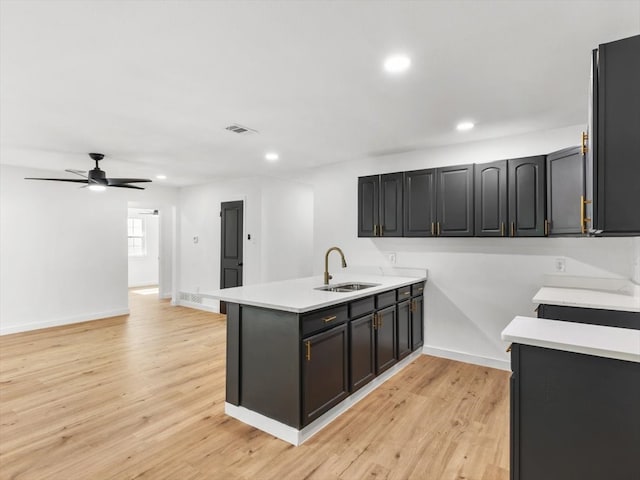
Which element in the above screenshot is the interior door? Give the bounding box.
[220,201,243,313]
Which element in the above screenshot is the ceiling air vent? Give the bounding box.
[225,124,258,135]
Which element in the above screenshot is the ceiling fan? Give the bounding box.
[24,153,152,190]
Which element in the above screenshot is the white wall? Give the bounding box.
[306,125,636,368]
[127,208,159,288]
[0,164,178,334]
[177,175,314,311]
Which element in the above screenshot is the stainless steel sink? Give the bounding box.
[315,282,380,293]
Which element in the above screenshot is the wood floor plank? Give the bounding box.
[0,290,509,480]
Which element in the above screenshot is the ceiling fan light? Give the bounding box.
[88,184,106,192]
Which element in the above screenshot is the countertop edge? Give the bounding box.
[206,275,427,313]
[501,316,640,364]
[532,286,640,313]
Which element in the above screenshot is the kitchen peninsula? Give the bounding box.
[209,269,427,445]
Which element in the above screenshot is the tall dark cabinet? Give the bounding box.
[588,34,640,235]
[357,173,403,237]
[508,156,546,237]
[546,146,585,235]
[475,160,508,236]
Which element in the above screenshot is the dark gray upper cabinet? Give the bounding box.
[357,175,379,237]
[474,160,508,237]
[508,156,546,237]
[403,169,436,237]
[546,146,585,235]
[588,34,640,235]
[436,164,475,236]
[379,173,403,237]
[357,173,403,237]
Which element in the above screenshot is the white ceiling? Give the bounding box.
[1,0,639,187]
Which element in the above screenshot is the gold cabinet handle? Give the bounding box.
[402,291,410,296]
[580,195,592,234]
[437,222,441,236]
[511,222,515,237]
[501,222,505,237]
[410,300,415,312]
[544,219,549,236]
[323,315,337,323]
[581,131,589,155]
[374,224,378,236]
[418,287,423,292]
[431,222,435,236]
[305,341,311,361]
[380,225,384,236]
[506,344,512,353]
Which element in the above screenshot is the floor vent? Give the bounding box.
[178,292,203,304]
[225,124,258,135]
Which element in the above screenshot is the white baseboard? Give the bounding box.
[422,345,511,371]
[0,308,130,336]
[225,350,422,446]
[176,300,220,314]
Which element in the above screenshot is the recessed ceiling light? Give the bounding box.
[265,152,279,162]
[383,54,411,74]
[156,174,167,180]
[456,121,475,131]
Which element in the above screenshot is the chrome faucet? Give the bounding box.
[324,246,347,284]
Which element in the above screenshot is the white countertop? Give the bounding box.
[206,271,427,313]
[533,286,640,313]
[502,316,640,363]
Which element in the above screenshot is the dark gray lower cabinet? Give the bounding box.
[349,313,375,393]
[411,295,424,350]
[375,305,397,374]
[510,343,640,480]
[302,325,349,426]
[537,303,640,330]
[226,282,425,430]
[397,300,411,360]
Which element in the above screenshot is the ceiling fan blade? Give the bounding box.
[106,178,152,185]
[108,183,146,190]
[25,177,89,184]
[64,169,88,178]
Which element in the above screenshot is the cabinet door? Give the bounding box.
[379,172,403,237]
[301,325,349,426]
[546,147,585,235]
[404,169,436,236]
[358,175,379,237]
[411,295,424,350]
[593,35,640,235]
[349,314,375,393]
[508,156,546,237]
[436,164,474,236]
[375,306,397,374]
[397,300,411,360]
[475,160,508,236]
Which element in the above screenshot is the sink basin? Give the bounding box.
[315,282,380,293]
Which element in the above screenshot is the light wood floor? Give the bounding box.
[0,290,510,480]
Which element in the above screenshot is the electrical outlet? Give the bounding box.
[386,252,397,264]
[555,257,566,272]
[193,236,199,244]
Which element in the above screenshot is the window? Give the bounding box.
[128,218,146,256]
